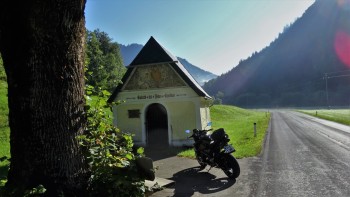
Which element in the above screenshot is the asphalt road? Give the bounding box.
[149,111,350,197]
[253,111,350,197]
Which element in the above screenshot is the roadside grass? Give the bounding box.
[298,109,350,126]
[0,80,9,187]
[178,105,270,159]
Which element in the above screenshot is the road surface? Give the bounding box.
[150,111,350,196]
[252,111,350,196]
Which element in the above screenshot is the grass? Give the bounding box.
[298,109,350,126]
[178,105,270,159]
[0,80,9,187]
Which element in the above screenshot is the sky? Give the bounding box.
[85,0,315,75]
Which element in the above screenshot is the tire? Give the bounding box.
[220,154,240,179]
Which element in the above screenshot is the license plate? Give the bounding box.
[223,145,235,153]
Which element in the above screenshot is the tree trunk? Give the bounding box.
[0,0,88,195]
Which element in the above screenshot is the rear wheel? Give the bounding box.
[220,154,240,179]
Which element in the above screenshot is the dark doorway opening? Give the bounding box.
[146,103,168,147]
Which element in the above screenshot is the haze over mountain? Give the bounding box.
[204,0,350,108]
[119,43,217,86]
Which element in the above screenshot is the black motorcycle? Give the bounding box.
[186,128,240,179]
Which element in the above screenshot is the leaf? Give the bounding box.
[86,85,94,91]
[85,95,92,101]
[102,90,111,96]
[121,160,130,167]
[0,156,5,162]
[125,153,133,160]
[137,147,144,155]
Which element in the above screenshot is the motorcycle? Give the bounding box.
[186,127,240,179]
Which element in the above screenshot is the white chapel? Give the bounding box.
[108,37,212,147]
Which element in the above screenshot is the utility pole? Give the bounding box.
[322,70,350,109]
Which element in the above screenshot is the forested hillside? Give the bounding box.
[204,0,350,108]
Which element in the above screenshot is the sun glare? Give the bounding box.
[334,30,350,67]
[337,0,350,10]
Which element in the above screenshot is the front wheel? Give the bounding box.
[195,152,207,170]
[220,154,240,179]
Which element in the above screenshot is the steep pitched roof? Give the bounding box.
[129,36,177,66]
[108,37,211,103]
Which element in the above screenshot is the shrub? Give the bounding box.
[79,86,148,197]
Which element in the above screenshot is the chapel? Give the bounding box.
[108,36,212,147]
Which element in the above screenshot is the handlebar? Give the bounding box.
[187,128,213,139]
[194,128,213,133]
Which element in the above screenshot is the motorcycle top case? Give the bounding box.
[210,128,227,141]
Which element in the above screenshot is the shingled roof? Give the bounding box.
[108,36,211,103]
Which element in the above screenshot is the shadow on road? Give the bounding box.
[169,166,236,197]
[143,146,189,161]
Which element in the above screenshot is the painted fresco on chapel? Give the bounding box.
[124,64,186,90]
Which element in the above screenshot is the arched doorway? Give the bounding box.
[146,103,169,147]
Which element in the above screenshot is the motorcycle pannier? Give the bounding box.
[210,128,226,141]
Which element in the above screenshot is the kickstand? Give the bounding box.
[198,165,206,171]
[207,166,213,172]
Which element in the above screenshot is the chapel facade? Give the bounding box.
[108,37,212,147]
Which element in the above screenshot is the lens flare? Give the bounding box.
[337,0,350,10]
[334,30,350,67]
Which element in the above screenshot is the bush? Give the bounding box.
[79,86,148,197]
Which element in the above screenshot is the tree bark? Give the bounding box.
[0,0,88,195]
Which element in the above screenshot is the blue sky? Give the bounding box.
[85,0,315,75]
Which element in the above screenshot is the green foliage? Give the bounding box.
[178,105,270,159]
[1,182,47,197]
[0,80,9,192]
[23,185,47,196]
[79,85,148,197]
[212,91,224,105]
[0,55,6,81]
[0,81,9,129]
[298,109,350,125]
[85,29,126,92]
[0,156,9,193]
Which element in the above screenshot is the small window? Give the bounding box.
[128,110,140,118]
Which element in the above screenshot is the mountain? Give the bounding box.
[119,43,217,86]
[204,0,350,108]
[119,43,143,66]
[176,57,217,85]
